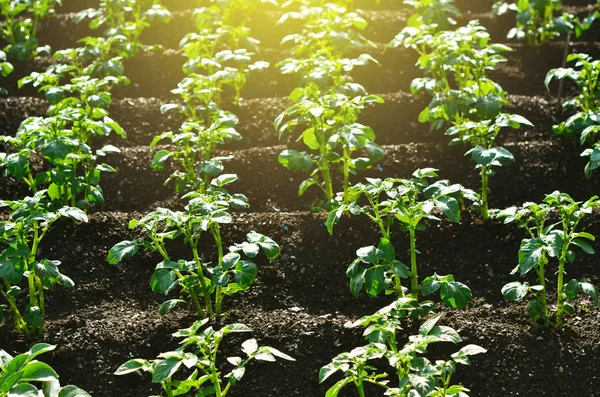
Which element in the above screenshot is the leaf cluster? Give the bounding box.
[115,319,293,397]
[320,309,486,396]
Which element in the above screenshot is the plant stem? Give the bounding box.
[321,160,334,202]
[343,149,350,201]
[191,245,213,318]
[480,166,489,221]
[537,253,549,318]
[556,255,566,328]
[409,227,418,299]
[0,288,29,337]
[211,225,225,317]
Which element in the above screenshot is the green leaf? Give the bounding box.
[580,279,599,305]
[247,231,280,260]
[21,362,58,381]
[108,240,138,265]
[518,239,544,275]
[325,378,352,397]
[501,282,529,302]
[159,299,183,315]
[572,238,594,255]
[434,196,460,223]
[115,359,149,375]
[150,269,177,294]
[58,207,88,223]
[7,383,39,397]
[234,261,258,289]
[364,266,386,297]
[356,246,378,264]
[440,281,472,309]
[152,358,182,383]
[278,150,312,172]
[57,386,92,397]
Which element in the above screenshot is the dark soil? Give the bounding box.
[1,1,600,397]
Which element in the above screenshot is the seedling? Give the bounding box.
[445,113,533,220]
[115,319,294,397]
[151,112,241,194]
[0,191,88,336]
[275,93,385,203]
[108,191,280,318]
[493,0,573,46]
[494,192,600,327]
[0,343,91,396]
[76,0,171,58]
[320,312,486,396]
[0,114,122,209]
[327,169,475,308]
[0,0,60,60]
[546,53,600,178]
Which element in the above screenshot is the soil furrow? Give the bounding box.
[0,93,562,148]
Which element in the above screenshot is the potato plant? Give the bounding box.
[395,21,512,130]
[403,0,460,31]
[0,343,91,396]
[0,0,60,60]
[327,169,475,309]
[275,93,385,203]
[0,191,87,336]
[494,192,600,328]
[445,113,533,220]
[0,114,122,209]
[76,0,171,58]
[115,319,294,397]
[108,190,279,318]
[320,309,486,396]
[546,53,600,178]
[493,0,574,46]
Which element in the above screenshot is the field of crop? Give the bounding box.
[1,0,600,396]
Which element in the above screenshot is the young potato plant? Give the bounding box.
[0,113,122,209]
[546,53,600,178]
[320,311,486,397]
[445,113,533,220]
[116,319,293,397]
[278,2,375,60]
[108,190,279,318]
[400,21,512,130]
[275,93,385,204]
[151,113,241,194]
[327,169,475,309]
[0,343,91,396]
[279,54,378,101]
[0,191,88,337]
[0,0,60,60]
[494,192,600,328]
[75,0,171,58]
[403,0,460,32]
[0,50,12,96]
[180,49,269,104]
[493,0,574,47]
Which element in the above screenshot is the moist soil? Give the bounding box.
[1,1,600,397]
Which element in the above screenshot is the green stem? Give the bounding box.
[409,227,418,299]
[321,160,334,202]
[537,253,549,319]
[356,378,365,397]
[481,166,489,221]
[191,245,213,318]
[211,225,225,317]
[343,149,350,202]
[556,256,567,328]
[0,288,29,337]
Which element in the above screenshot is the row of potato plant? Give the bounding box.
[301,0,487,394]
[391,0,533,221]
[0,0,169,337]
[0,0,171,393]
[275,0,385,205]
[109,1,294,395]
[1,0,61,61]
